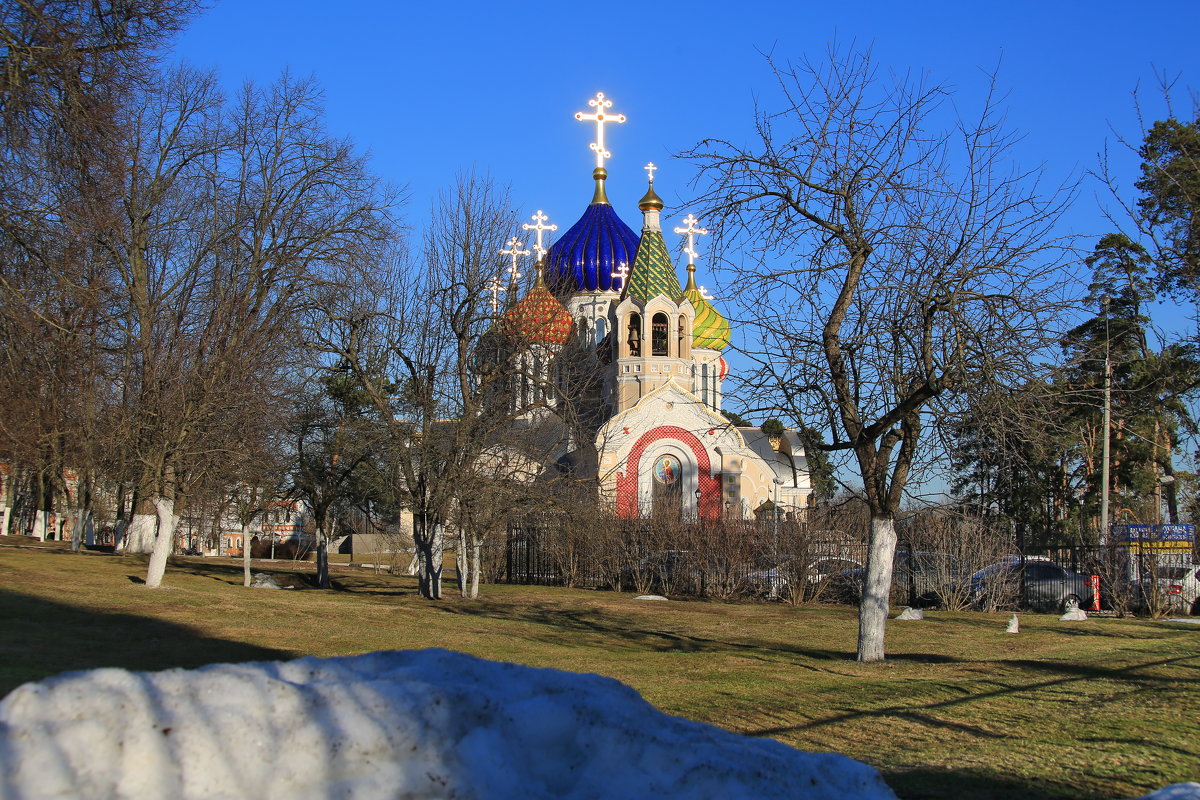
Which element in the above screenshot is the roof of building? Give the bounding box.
[544,200,640,295]
[682,267,730,350]
[501,271,575,346]
[625,228,682,304]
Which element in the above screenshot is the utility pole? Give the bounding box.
[1100,296,1111,547]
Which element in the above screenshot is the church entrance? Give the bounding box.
[650,453,683,518]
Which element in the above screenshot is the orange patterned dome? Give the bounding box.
[501,275,575,346]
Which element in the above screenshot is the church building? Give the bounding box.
[496,93,812,520]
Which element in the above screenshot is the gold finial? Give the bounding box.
[639,161,664,211]
[591,167,610,205]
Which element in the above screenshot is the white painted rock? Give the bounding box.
[1006,614,1019,634]
[1059,608,1089,621]
[249,572,281,589]
[0,649,897,800]
[634,594,669,601]
[894,607,924,620]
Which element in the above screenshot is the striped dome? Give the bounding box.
[625,229,682,303]
[683,269,730,350]
[501,276,575,346]
[545,203,640,294]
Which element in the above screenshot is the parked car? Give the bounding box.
[969,560,1099,612]
[743,555,863,599]
[827,551,965,607]
[1132,563,1200,615]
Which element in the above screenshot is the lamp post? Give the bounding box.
[694,487,702,519]
[1100,296,1111,547]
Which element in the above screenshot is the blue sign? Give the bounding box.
[1112,523,1196,543]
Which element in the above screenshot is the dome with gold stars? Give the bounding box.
[501,272,575,346]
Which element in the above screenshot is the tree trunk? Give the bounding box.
[242,522,252,587]
[145,495,176,588]
[468,538,482,600]
[416,521,444,600]
[456,527,468,597]
[31,510,47,541]
[126,494,158,553]
[316,537,330,589]
[857,514,898,663]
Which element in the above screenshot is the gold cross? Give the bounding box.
[644,162,658,183]
[673,213,708,265]
[575,92,626,169]
[499,236,530,285]
[610,261,629,292]
[487,274,506,313]
[522,210,558,260]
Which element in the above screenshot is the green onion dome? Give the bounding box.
[682,266,730,350]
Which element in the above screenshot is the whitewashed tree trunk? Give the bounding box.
[31,510,47,541]
[1,505,11,536]
[416,521,444,600]
[456,528,468,597]
[857,515,898,663]
[468,539,482,600]
[125,513,157,553]
[83,511,95,546]
[113,519,127,551]
[242,522,252,587]
[145,496,176,588]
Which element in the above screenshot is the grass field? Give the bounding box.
[1,540,1197,799]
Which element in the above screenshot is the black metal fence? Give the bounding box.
[495,514,1198,614]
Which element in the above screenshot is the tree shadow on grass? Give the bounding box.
[0,589,294,698]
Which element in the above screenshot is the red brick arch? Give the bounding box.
[615,426,722,519]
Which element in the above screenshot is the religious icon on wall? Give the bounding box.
[654,455,681,485]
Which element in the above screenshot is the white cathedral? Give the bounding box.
[493,93,812,520]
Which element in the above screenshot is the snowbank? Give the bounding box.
[0,649,896,799]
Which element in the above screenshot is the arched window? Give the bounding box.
[626,313,641,357]
[596,317,607,344]
[651,312,669,356]
[578,317,588,342]
[678,315,689,358]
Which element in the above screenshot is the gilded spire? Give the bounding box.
[638,162,664,212]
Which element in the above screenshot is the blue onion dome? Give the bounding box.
[545,170,641,294]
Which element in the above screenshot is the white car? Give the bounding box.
[1139,564,1200,615]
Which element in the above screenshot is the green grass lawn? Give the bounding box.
[1,541,1197,799]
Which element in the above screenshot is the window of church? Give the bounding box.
[678,315,689,358]
[651,313,669,356]
[596,317,607,343]
[627,313,641,357]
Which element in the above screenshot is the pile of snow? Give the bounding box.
[0,649,896,799]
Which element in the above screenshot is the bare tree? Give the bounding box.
[100,68,394,588]
[684,46,1073,661]
[318,172,571,600]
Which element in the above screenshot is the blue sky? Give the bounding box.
[171,1,1199,269]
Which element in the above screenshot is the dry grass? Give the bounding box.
[1,540,1197,799]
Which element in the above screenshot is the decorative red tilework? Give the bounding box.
[616,426,721,519]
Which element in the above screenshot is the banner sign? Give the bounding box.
[1111,523,1196,543]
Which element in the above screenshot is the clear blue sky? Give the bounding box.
[171,1,1199,268]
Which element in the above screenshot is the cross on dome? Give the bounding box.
[610,261,629,292]
[699,286,714,301]
[644,162,658,183]
[522,210,558,260]
[674,213,709,266]
[499,236,530,285]
[575,92,626,169]
[487,274,506,313]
